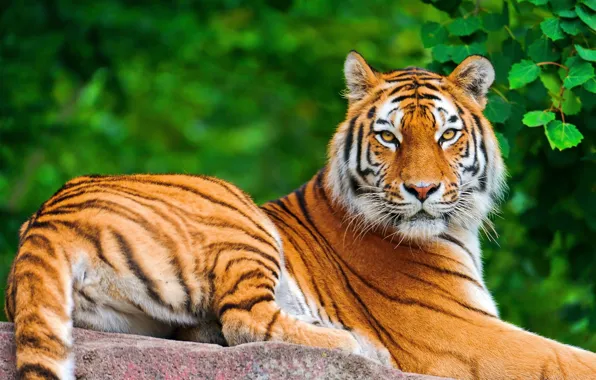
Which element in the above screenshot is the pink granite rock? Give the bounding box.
[0,322,446,379]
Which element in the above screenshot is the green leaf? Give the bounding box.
[544,121,584,150]
[583,0,596,11]
[540,18,566,41]
[450,43,486,63]
[584,77,596,93]
[432,44,453,63]
[528,38,561,62]
[560,19,584,35]
[485,93,512,123]
[495,132,510,158]
[540,72,561,95]
[523,0,548,4]
[564,60,595,88]
[522,111,556,127]
[482,7,509,31]
[509,60,540,89]
[421,22,448,48]
[555,9,577,17]
[447,17,482,36]
[553,89,582,115]
[576,4,596,30]
[551,0,576,12]
[575,45,596,62]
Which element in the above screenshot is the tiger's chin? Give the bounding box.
[394,215,447,242]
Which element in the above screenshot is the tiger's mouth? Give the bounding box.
[396,210,448,239]
[408,210,435,221]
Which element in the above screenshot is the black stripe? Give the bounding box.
[418,93,441,101]
[28,220,58,232]
[344,116,357,163]
[218,269,272,302]
[224,258,278,277]
[195,219,278,252]
[399,271,496,318]
[17,363,60,380]
[44,187,92,209]
[15,252,53,270]
[264,309,281,340]
[357,122,376,177]
[462,121,480,175]
[388,84,410,95]
[55,221,114,270]
[439,233,480,273]
[206,242,280,304]
[472,114,489,192]
[391,93,415,103]
[406,259,484,289]
[112,229,174,309]
[218,293,274,318]
[198,176,262,216]
[16,331,68,355]
[415,75,442,81]
[210,242,280,273]
[21,234,56,258]
[255,283,275,293]
[386,77,415,84]
[15,253,65,298]
[422,83,440,91]
[48,199,146,225]
[78,289,97,305]
[367,106,376,119]
[313,167,334,208]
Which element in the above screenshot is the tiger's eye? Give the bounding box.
[441,129,456,141]
[380,131,395,142]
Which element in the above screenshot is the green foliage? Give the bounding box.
[545,121,584,149]
[1,0,595,353]
[564,57,594,89]
[522,111,556,127]
[541,18,566,41]
[575,44,596,61]
[423,0,595,351]
[509,60,541,89]
[448,16,483,36]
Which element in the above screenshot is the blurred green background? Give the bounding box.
[1,0,595,351]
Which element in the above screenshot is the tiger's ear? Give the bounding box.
[448,55,495,110]
[344,51,379,103]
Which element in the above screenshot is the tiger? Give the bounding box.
[6,52,596,380]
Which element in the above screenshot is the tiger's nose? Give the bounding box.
[404,183,440,202]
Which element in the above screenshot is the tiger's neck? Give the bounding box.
[262,167,498,317]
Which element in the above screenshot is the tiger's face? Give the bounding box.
[328,52,505,240]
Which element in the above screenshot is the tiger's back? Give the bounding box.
[7,174,370,379]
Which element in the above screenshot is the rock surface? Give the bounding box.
[0,323,448,380]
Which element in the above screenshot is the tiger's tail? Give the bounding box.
[6,221,75,380]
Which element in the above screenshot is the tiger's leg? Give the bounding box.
[6,231,76,380]
[212,253,361,354]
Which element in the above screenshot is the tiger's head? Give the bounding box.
[327,52,506,241]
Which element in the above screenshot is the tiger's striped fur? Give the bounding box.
[7,53,596,379]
